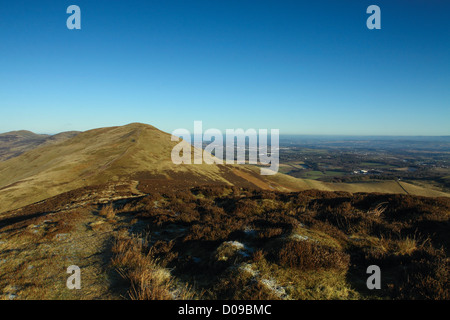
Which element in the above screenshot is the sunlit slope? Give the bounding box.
[0,123,448,214]
[263,168,450,197]
[0,123,262,213]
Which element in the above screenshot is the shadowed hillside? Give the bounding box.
[0,130,79,162]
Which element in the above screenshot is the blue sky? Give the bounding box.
[1,0,449,135]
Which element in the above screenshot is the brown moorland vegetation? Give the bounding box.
[0,182,448,300]
[1,123,447,216]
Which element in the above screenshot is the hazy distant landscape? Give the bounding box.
[278,136,450,192]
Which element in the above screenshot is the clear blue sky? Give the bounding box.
[1,0,449,135]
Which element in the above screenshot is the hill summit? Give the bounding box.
[1,123,448,214]
[0,123,280,213]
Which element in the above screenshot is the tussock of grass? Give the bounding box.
[395,236,419,256]
[111,233,195,300]
[99,204,116,220]
[275,240,350,271]
[246,252,359,300]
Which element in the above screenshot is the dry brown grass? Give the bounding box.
[395,236,419,255]
[111,233,195,300]
[367,202,388,217]
[275,240,350,271]
[0,205,120,300]
[99,204,116,220]
[2,182,449,300]
[212,267,282,300]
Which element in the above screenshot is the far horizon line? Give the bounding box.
[1,123,449,139]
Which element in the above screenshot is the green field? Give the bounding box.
[360,162,397,169]
[301,170,345,180]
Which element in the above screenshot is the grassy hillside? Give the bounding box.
[0,123,448,214]
[0,130,79,162]
[0,123,274,213]
[1,184,448,300]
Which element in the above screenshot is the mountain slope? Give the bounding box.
[0,130,79,162]
[0,123,448,214]
[0,123,280,213]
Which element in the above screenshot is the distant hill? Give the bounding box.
[0,123,448,214]
[0,123,282,213]
[0,130,79,162]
